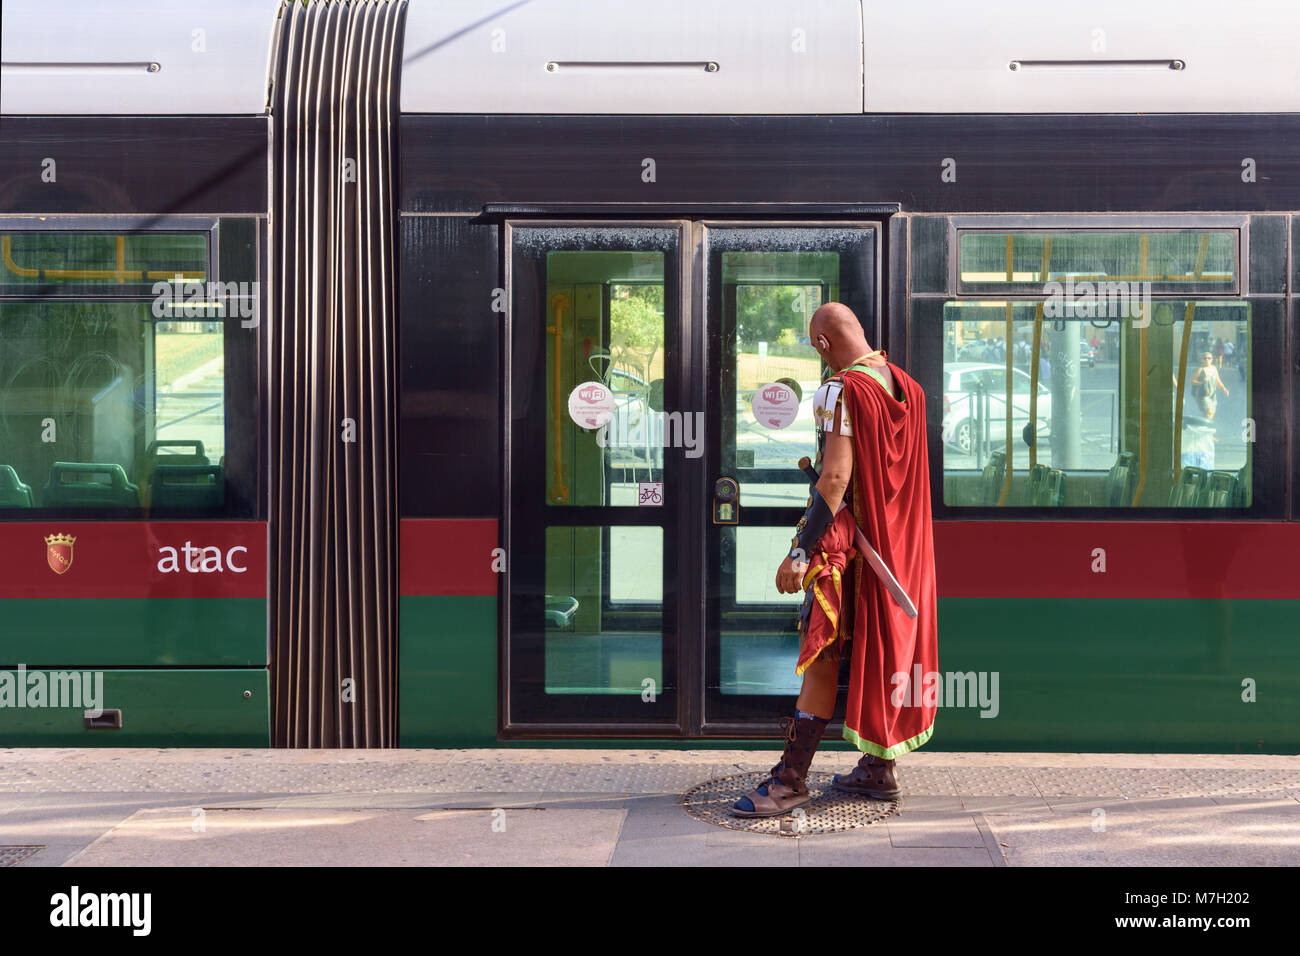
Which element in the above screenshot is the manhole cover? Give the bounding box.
[680,771,899,837]
[0,846,45,866]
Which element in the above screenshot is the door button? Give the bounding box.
[712,477,740,525]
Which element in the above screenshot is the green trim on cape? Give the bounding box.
[842,720,935,759]
[844,362,904,401]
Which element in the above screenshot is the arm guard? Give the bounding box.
[791,487,835,557]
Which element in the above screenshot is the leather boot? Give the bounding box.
[732,714,830,818]
[832,752,900,798]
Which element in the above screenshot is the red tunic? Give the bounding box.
[802,361,939,758]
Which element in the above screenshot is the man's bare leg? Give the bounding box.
[731,651,839,816]
[796,649,838,719]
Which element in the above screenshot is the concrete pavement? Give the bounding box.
[1,748,1297,866]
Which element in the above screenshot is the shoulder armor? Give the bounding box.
[813,379,851,435]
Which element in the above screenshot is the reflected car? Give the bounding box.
[941,362,1053,455]
[1080,340,1097,367]
[957,342,996,362]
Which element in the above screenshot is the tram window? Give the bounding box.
[958,230,1238,296]
[940,301,1252,509]
[0,301,226,512]
[0,232,207,295]
[0,229,242,516]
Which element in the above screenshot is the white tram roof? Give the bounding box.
[0,0,281,115]
[2,0,1298,115]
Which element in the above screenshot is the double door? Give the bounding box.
[505,220,880,735]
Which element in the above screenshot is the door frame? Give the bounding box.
[502,219,694,735]
[695,219,884,735]
[499,214,890,738]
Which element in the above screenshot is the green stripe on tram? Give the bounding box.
[394,594,1300,753]
[929,597,1300,753]
[399,595,498,748]
[0,598,267,667]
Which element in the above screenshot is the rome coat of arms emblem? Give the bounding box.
[45,533,76,575]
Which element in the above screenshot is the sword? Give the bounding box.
[798,456,918,619]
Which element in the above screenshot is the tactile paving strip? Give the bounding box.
[679,771,899,837]
[0,846,44,866]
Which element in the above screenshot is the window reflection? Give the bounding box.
[941,301,1251,508]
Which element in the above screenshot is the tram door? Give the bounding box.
[506,221,879,735]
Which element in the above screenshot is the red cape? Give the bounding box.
[837,362,938,757]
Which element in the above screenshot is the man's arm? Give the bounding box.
[775,395,854,594]
[818,407,853,512]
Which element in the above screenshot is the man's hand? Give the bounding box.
[775,551,807,594]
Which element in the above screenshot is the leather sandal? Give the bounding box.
[731,714,829,818]
[731,772,812,818]
[832,754,900,799]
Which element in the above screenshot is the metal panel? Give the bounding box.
[401,0,862,114]
[269,0,407,747]
[0,118,268,215]
[1,0,281,115]
[0,667,270,746]
[401,113,1300,215]
[398,215,501,517]
[864,0,1300,113]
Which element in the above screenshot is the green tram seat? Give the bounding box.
[1205,470,1241,508]
[144,439,207,468]
[1235,461,1251,507]
[1106,451,1137,506]
[545,595,579,630]
[1023,463,1049,506]
[0,465,34,507]
[1169,466,1209,507]
[138,440,208,505]
[1041,468,1067,507]
[149,464,224,509]
[43,462,140,508]
[980,451,1006,505]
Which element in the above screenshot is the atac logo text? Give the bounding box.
[157,541,248,574]
[45,533,76,575]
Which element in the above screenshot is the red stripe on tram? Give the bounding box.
[399,519,499,597]
[0,521,267,599]
[934,521,1300,600]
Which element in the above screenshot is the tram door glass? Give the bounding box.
[508,224,682,727]
[703,224,877,724]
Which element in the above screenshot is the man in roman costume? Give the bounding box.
[733,302,938,817]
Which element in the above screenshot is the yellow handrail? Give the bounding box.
[996,236,1015,505]
[1171,234,1210,482]
[1132,311,1150,505]
[2,235,205,283]
[548,293,571,504]
[997,300,1014,506]
[1132,239,1150,505]
[1029,236,1052,473]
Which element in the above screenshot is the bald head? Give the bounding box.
[810,302,871,371]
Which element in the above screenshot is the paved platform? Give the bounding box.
[1,749,1297,866]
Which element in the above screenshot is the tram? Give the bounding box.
[1,0,1296,751]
